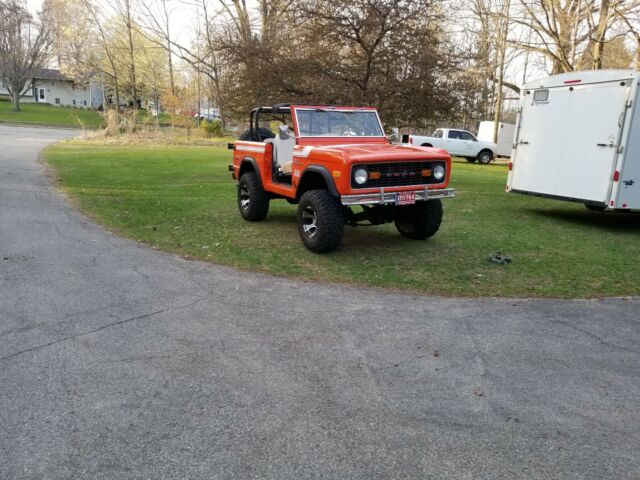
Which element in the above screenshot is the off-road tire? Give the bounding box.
[477,150,493,165]
[585,203,607,212]
[238,127,275,142]
[296,190,344,253]
[466,157,477,163]
[238,172,269,221]
[394,199,443,240]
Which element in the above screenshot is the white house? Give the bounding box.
[0,68,103,108]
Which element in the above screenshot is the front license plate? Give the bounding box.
[395,191,416,205]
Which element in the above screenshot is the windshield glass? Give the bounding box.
[295,109,384,137]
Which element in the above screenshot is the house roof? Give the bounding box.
[34,69,70,81]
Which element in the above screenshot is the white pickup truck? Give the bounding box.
[401,128,497,164]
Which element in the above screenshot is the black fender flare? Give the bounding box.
[297,165,340,199]
[239,156,264,189]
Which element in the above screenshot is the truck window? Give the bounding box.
[448,130,461,139]
[460,131,477,141]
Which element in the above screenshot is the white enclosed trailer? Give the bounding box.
[507,70,640,210]
[477,121,515,157]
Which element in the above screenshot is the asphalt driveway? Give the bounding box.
[1,125,639,479]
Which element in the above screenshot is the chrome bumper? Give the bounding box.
[341,187,456,206]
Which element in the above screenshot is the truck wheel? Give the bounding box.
[296,190,344,253]
[466,157,477,163]
[238,172,269,221]
[238,127,274,141]
[477,150,493,164]
[394,199,443,240]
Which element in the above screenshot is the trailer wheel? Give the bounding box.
[477,150,493,164]
[585,203,607,212]
[394,200,443,240]
[466,157,477,163]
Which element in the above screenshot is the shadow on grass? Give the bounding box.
[527,207,640,233]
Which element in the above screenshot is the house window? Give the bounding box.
[39,89,45,100]
[73,99,76,105]
[55,98,60,105]
[83,100,87,106]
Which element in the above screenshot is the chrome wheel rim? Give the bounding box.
[239,184,250,210]
[301,206,318,238]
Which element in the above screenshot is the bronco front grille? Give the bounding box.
[350,161,446,189]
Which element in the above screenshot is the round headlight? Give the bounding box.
[354,168,368,185]
[433,165,445,181]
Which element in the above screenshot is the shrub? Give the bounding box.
[201,119,223,137]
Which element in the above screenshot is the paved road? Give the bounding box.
[1,125,639,479]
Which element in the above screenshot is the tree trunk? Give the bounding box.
[592,0,611,70]
[125,0,138,106]
[12,91,21,112]
[493,0,511,144]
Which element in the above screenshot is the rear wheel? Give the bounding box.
[238,172,269,221]
[296,190,344,253]
[477,150,493,165]
[394,200,443,240]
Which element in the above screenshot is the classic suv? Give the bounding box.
[401,128,497,164]
[229,104,455,253]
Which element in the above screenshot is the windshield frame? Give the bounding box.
[292,106,385,139]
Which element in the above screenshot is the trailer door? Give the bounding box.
[511,81,629,203]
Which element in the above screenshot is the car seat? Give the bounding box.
[273,126,295,175]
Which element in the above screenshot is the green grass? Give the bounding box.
[0,98,103,128]
[43,142,640,298]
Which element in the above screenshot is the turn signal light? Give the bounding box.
[421,169,432,177]
[369,172,381,180]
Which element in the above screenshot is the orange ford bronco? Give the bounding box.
[229,104,455,253]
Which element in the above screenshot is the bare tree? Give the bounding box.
[493,0,511,143]
[510,0,639,74]
[0,0,52,111]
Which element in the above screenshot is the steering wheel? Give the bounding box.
[340,126,358,136]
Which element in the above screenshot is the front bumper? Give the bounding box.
[341,187,456,206]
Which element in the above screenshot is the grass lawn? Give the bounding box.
[0,99,103,128]
[43,142,640,298]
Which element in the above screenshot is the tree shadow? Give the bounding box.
[526,207,640,233]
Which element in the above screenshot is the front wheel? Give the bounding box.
[238,172,269,221]
[394,200,443,240]
[296,190,344,253]
[477,150,493,165]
